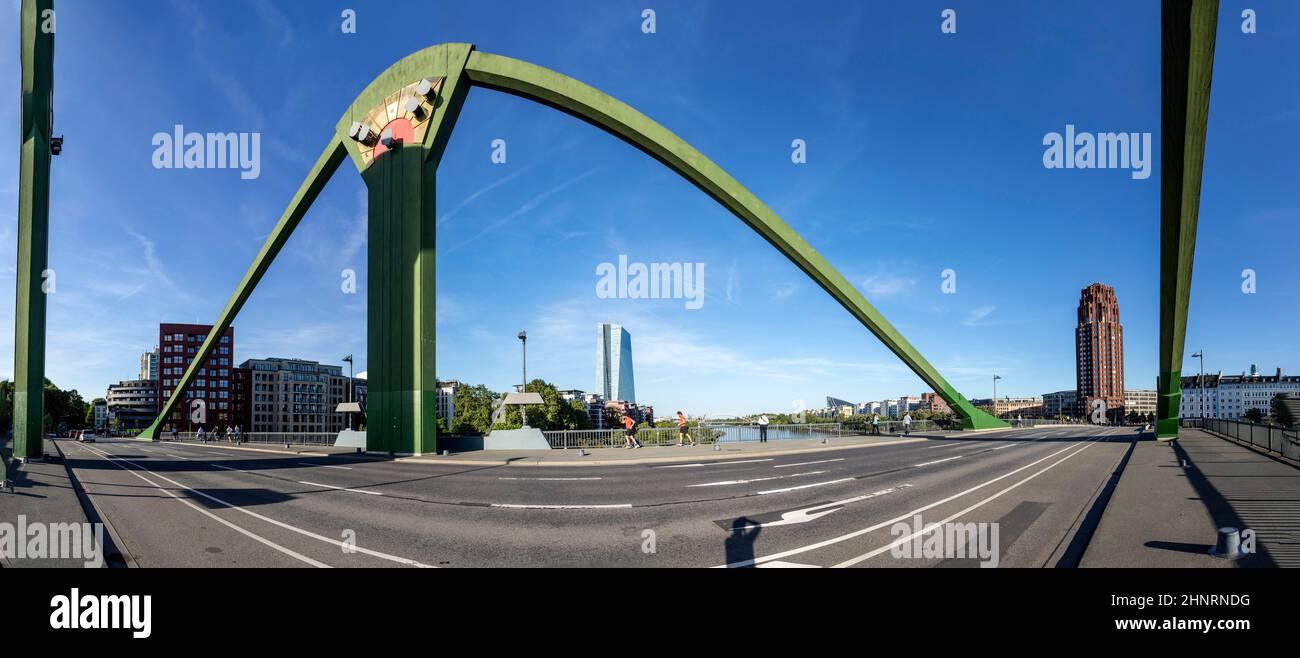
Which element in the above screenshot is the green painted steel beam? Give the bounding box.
[463,50,1003,429]
[140,41,1005,447]
[11,0,55,470]
[140,138,348,439]
[1156,0,1218,441]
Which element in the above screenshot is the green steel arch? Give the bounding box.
[140,42,1005,452]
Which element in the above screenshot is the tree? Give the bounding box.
[1271,394,1295,428]
[503,379,592,430]
[452,384,497,434]
[1243,408,1265,424]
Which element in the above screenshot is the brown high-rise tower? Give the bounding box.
[1076,283,1125,422]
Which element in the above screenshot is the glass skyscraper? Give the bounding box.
[597,323,636,404]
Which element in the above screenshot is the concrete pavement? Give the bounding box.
[39,425,1141,567]
[1082,429,1300,568]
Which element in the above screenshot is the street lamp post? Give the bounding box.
[993,375,1002,417]
[342,354,354,431]
[518,330,528,427]
[1192,350,1205,423]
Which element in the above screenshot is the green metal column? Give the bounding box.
[352,44,473,455]
[11,0,55,468]
[362,146,437,454]
[1156,0,1218,440]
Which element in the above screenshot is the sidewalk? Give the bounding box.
[1082,429,1300,568]
[0,440,103,567]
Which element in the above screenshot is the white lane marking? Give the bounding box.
[834,441,1096,567]
[733,485,911,529]
[164,453,189,460]
[77,444,329,568]
[756,561,822,568]
[299,463,353,470]
[654,458,774,469]
[490,503,632,510]
[715,440,1092,568]
[498,477,602,481]
[912,455,963,468]
[78,443,430,567]
[687,471,825,488]
[773,458,844,469]
[298,481,384,496]
[923,442,966,450]
[757,478,854,495]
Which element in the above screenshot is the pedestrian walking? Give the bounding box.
[197,426,206,443]
[871,414,881,435]
[902,413,912,436]
[234,425,242,442]
[758,414,769,442]
[676,411,695,446]
[623,415,641,449]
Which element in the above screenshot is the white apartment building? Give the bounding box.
[1179,366,1300,420]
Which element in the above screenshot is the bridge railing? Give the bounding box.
[159,431,338,447]
[542,423,844,449]
[1184,418,1300,461]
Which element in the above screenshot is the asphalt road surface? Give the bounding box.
[56,425,1136,567]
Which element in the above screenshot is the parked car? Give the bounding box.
[77,431,96,443]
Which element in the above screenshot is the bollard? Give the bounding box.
[442,450,449,456]
[1210,527,1242,559]
[713,442,721,452]
[578,449,588,457]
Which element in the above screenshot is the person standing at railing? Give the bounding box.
[676,411,696,447]
[758,414,769,442]
[902,413,912,436]
[871,415,881,435]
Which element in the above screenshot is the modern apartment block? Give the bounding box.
[1124,389,1158,417]
[920,392,952,415]
[107,379,160,429]
[158,323,236,428]
[596,322,636,404]
[1178,366,1300,420]
[436,380,461,429]
[139,348,158,381]
[1042,390,1079,418]
[241,357,351,434]
[1076,283,1125,421]
[994,396,1044,418]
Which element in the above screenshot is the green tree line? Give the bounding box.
[0,379,92,435]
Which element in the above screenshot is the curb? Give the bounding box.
[51,440,138,568]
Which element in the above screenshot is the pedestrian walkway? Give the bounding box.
[1082,429,1300,568]
[0,440,102,567]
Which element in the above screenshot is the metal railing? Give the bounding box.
[159,431,338,447]
[1183,418,1300,462]
[542,423,844,449]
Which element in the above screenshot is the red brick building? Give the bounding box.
[921,392,952,415]
[157,323,236,429]
[1075,283,1125,422]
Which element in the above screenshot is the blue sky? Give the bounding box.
[0,1,1296,416]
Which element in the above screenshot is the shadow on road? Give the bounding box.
[724,517,761,567]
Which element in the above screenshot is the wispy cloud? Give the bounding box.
[962,305,996,327]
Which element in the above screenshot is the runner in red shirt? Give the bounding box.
[623,414,641,449]
[676,411,696,447]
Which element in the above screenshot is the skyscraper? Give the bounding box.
[597,322,636,403]
[1075,283,1125,421]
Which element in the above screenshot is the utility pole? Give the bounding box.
[343,354,354,430]
[993,374,1002,417]
[518,330,528,427]
[1192,350,1204,422]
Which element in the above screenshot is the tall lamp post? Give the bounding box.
[518,330,528,427]
[1191,350,1204,423]
[342,354,354,431]
[993,374,1002,418]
